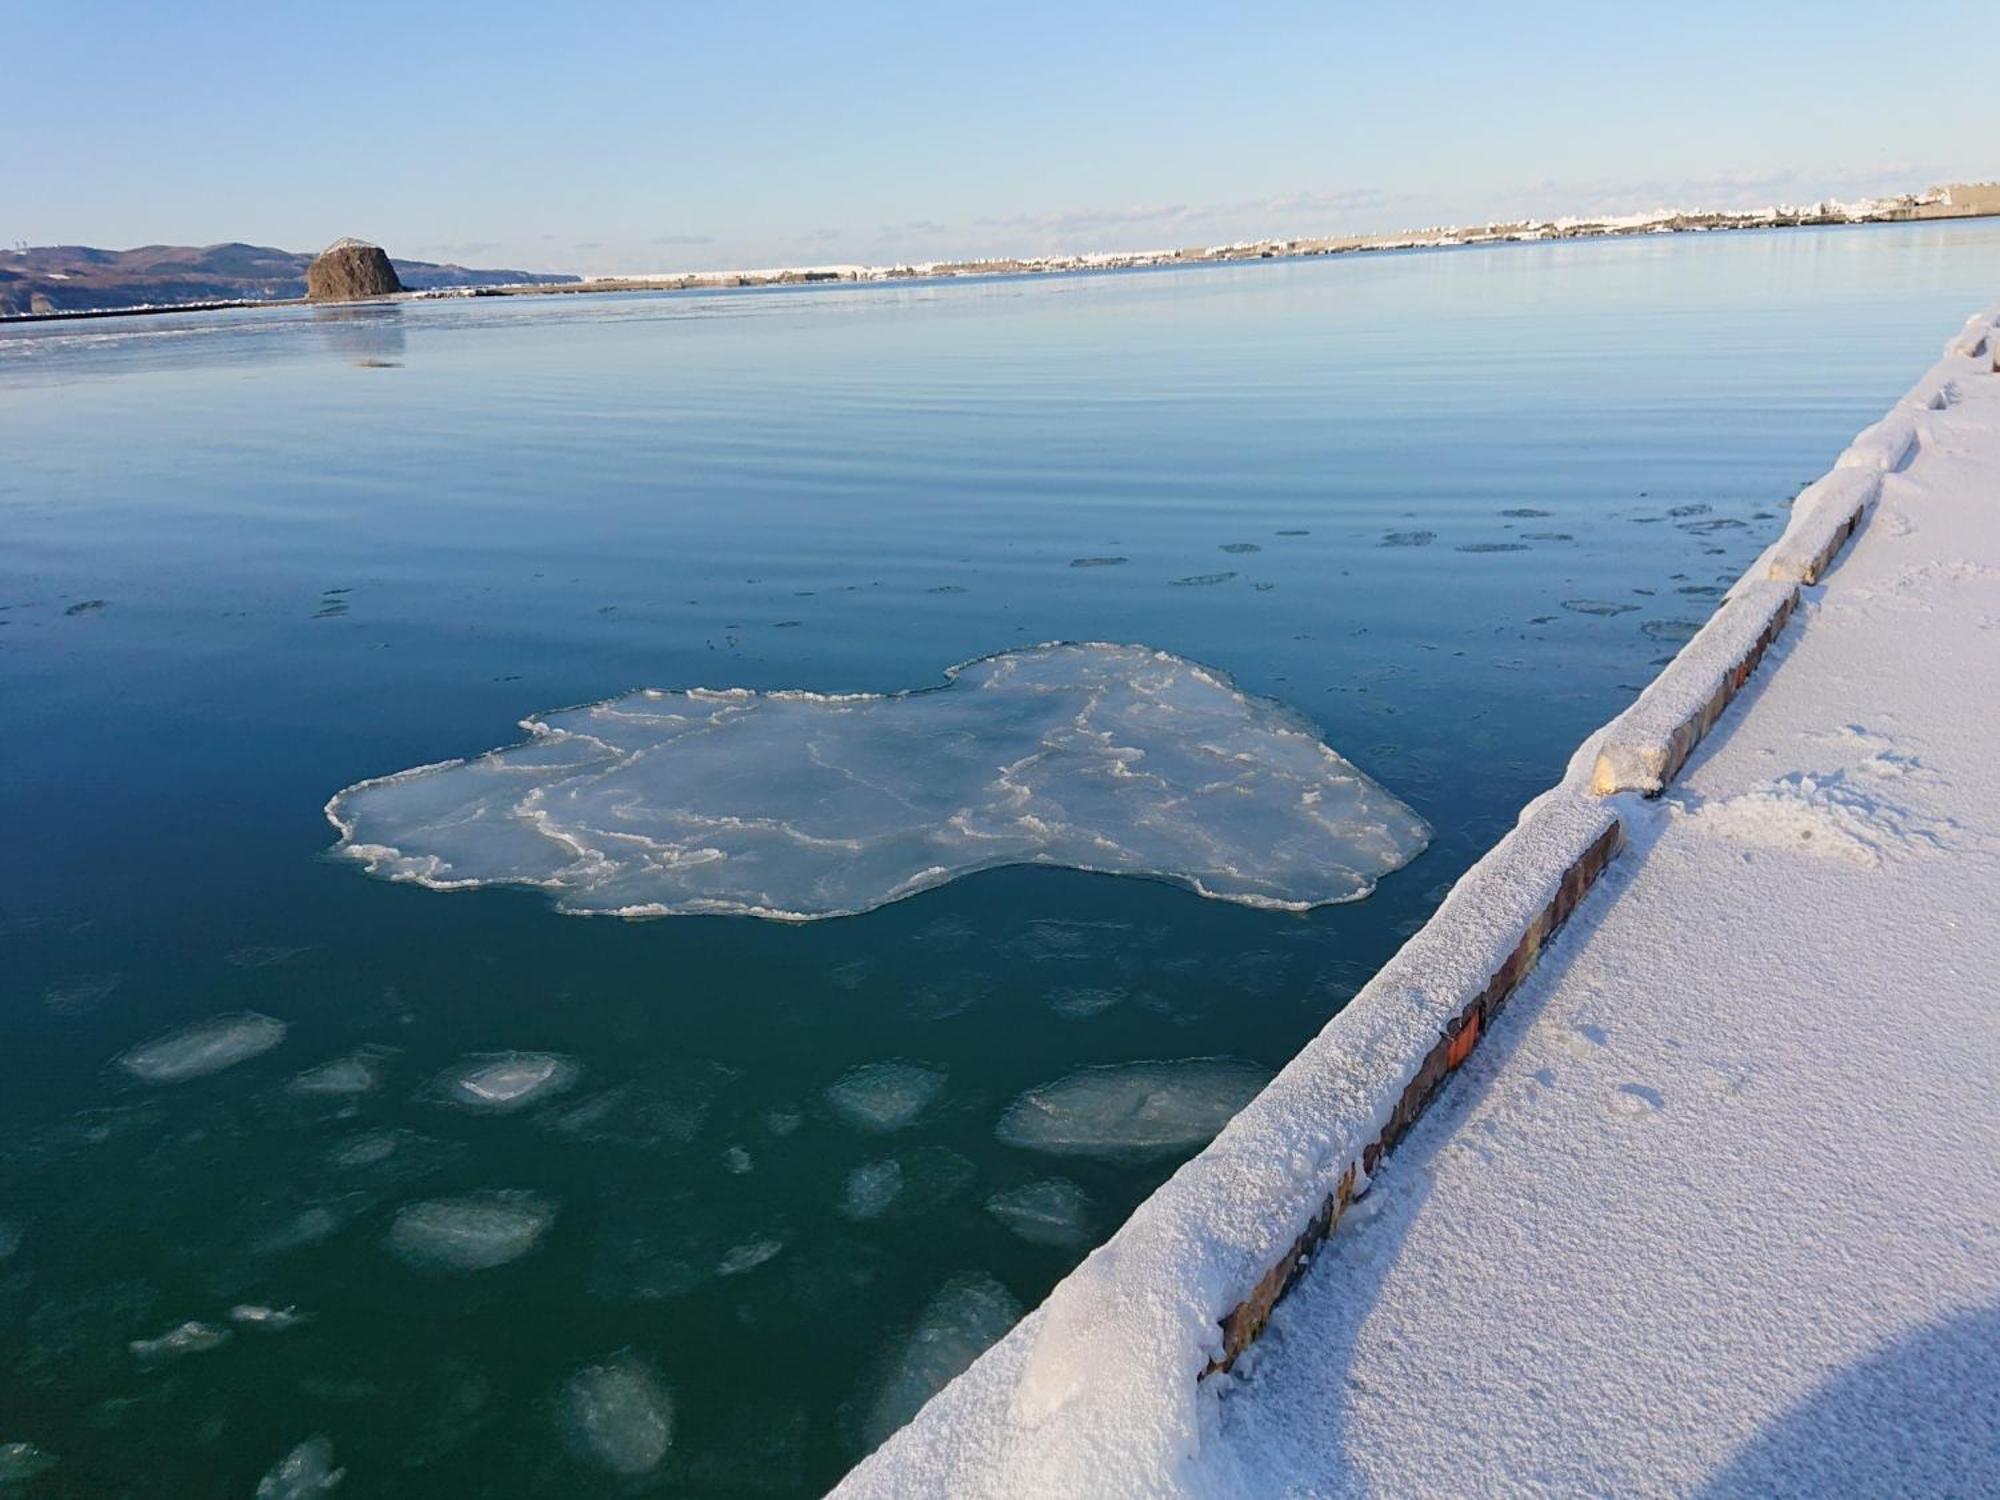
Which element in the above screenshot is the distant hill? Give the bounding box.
[0,242,579,316]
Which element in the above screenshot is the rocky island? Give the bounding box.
[305,238,403,301]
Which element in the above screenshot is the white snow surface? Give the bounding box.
[1763,468,1877,584]
[834,310,2000,1498]
[325,642,1429,921]
[1590,578,1796,794]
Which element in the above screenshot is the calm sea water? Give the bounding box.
[3,221,1995,1496]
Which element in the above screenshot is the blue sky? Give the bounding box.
[13,0,1998,274]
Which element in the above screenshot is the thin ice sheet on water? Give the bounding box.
[325,643,1429,920]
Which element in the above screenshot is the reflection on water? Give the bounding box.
[2,221,1998,1497]
[311,303,406,367]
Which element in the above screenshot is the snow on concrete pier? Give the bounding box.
[834,307,2000,1497]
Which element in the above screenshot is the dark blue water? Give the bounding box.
[3,220,1995,1496]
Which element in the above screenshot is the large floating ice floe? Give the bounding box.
[324,643,1429,920]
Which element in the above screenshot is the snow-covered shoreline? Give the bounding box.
[9,188,1995,323]
[833,306,2000,1497]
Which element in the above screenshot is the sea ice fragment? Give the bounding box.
[385,1191,555,1272]
[996,1059,1270,1159]
[255,1436,343,1498]
[839,1160,905,1220]
[288,1048,391,1096]
[230,1304,307,1332]
[433,1052,578,1112]
[130,1320,231,1364]
[1048,985,1123,1019]
[825,1063,945,1133]
[558,1352,674,1475]
[42,974,119,1015]
[0,1443,57,1485]
[715,1239,782,1277]
[251,1204,352,1257]
[117,1012,286,1083]
[985,1179,1095,1247]
[326,643,1429,920]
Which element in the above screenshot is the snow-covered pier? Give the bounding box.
[834,307,2000,1498]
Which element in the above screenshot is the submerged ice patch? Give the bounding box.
[326,643,1429,921]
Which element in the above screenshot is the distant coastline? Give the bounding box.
[6,180,1996,324]
[0,243,575,321]
[496,181,2000,298]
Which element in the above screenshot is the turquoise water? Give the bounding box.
[3,221,1995,1495]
